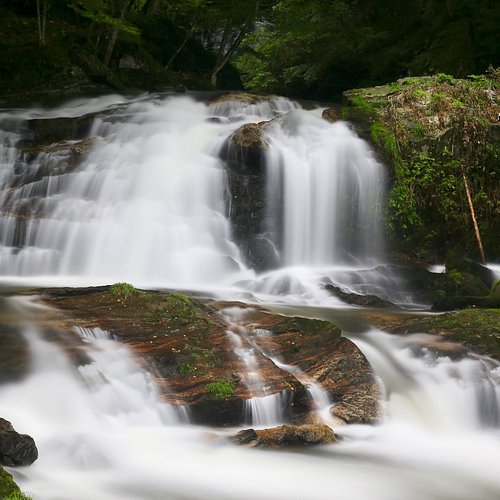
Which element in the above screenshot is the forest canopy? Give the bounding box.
[0,0,498,98]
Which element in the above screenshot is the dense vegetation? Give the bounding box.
[0,1,498,100]
[342,71,500,261]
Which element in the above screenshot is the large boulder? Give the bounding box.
[0,418,38,466]
[19,287,381,427]
[231,424,335,448]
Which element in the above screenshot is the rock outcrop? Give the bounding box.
[231,424,335,448]
[13,286,381,426]
[0,418,38,467]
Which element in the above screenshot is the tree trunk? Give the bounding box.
[210,0,260,87]
[103,0,130,68]
[36,0,48,46]
[165,24,195,70]
[461,165,486,265]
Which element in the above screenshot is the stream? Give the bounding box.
[0,93,499,499]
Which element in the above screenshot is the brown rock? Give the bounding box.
[231,122,269,150]
[322,108,338,123]
[209,93,274,106]
[231,424,335,447]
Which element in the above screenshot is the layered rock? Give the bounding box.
[16,286,381,426]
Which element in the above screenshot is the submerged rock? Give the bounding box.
[325,284,399,309]
[231,424,335,448]
[0,418,38,466]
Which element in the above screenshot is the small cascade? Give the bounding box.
[269,355,334,425]
[74,326,187,425]
[221,307,286,426]
[347,329,500,431]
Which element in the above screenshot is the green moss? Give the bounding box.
[370,122,399,159]
[403,309,500,357]
[0,466,24,498]
[110,282,137,299]
[178,362,197,376]
[4,491,32,500]
[206,381,235,400]
[350,95,377,114]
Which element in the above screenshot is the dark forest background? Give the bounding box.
[0,0,498,98]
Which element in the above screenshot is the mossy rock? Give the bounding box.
[388,309,500,360]
[0,466,22,498]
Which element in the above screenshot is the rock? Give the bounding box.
[321,108,338,123]
[325,284,399,309]
[445,256,496,288]
[0,418,38,466]
[231,424,335,447]
[377,308,500,361]
[20,287,381,427]
[209,93,274,106]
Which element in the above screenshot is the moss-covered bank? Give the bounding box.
[343,71,500,262]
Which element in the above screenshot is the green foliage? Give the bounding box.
[206,381,235,399]
[110,282,137,299]
[4,491,32,500]
[0,466,26,498]
[436,73,456,85]
[467,74,488,86]
[370,123,398,159]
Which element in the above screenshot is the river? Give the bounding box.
[0,93,499,499]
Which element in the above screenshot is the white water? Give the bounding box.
[1,93,499,499]
[0,93,408,306]
[265,111,385,266]
[2,300,500,500]
[221,307,286,426]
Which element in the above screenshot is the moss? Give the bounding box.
[206,381,235,400]
[110,282,138,299]
[0,466,23,498]
[402,309,500,358]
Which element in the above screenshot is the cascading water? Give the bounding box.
[2,297,500,500]
[2,92,498,499]
[265,110,385,266]
[0,92,403,304]
[221,307,286,426]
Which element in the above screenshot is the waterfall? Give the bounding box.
[265,110,385,266]
[2,297,500,500]
[0,93,394,304]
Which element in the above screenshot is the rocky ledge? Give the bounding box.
[8,285,381,427]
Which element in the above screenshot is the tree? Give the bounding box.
[36,0,49,46]
[68,0,145,66]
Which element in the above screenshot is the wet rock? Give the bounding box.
[321,108,338,123]
[231,424,335,448]
[22,113,97,147]
[0,418,38,466]
[222,121,270,172]
[376,308,500,360]
[325,284,399,309]
[209,93,274,106]
[23,287,381,426]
